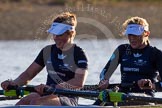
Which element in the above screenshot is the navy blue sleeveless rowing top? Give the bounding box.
[100,44,162,96]
[34,44,88,87]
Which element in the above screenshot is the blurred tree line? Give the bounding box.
[1,0,162,6]
[0,0,162,40]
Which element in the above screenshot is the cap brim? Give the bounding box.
[48,27,67,35]
[47,23,75,36]
[47,25,68,35]
[124,24,145,36]
[125,29,144,36]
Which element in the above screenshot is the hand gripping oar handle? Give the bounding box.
[0,85,36,97]
[1,85,99,97]
[1,85,162,104]
[0,83,139,97]
[3,85,99,97]
[0,85,37,101]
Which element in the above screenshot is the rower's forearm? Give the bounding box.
[68,70,88,88]
[57,69,88,89]
[66,77,85,89]
[13,72,33,86]
[57,77,85,89]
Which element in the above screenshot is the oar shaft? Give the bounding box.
[82,83,133,90]
[0,96,20,101]
[83,83,135,90]
[124,95,162,103]
[0,83,120,96]
[82,85,98,90]
[53,88,99,97]
[0,86,100,97]
[1,84,161,104]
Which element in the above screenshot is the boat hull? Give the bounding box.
[0,105,162,108]
[0,106,112,108]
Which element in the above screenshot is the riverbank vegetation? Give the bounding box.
[0,0,162,40]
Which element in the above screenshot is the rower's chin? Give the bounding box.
[130,44,138,49]
[56,42,64,49]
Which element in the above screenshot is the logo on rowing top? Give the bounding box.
[58,54,67,59]
[134,59,147,66]
[133,53,142,58]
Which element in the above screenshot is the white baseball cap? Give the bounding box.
[124,24,149,36]
[47,22,75,36]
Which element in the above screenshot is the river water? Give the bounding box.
[0,39,162,105]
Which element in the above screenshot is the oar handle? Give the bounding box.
[2,85,162,104]
[82,85,98,90]
[0,83,136,97]
[7,85,18,90]
[7,85,36,92]
[21,86,37,92]
[0,96,20,101]
[1,85,36,97]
